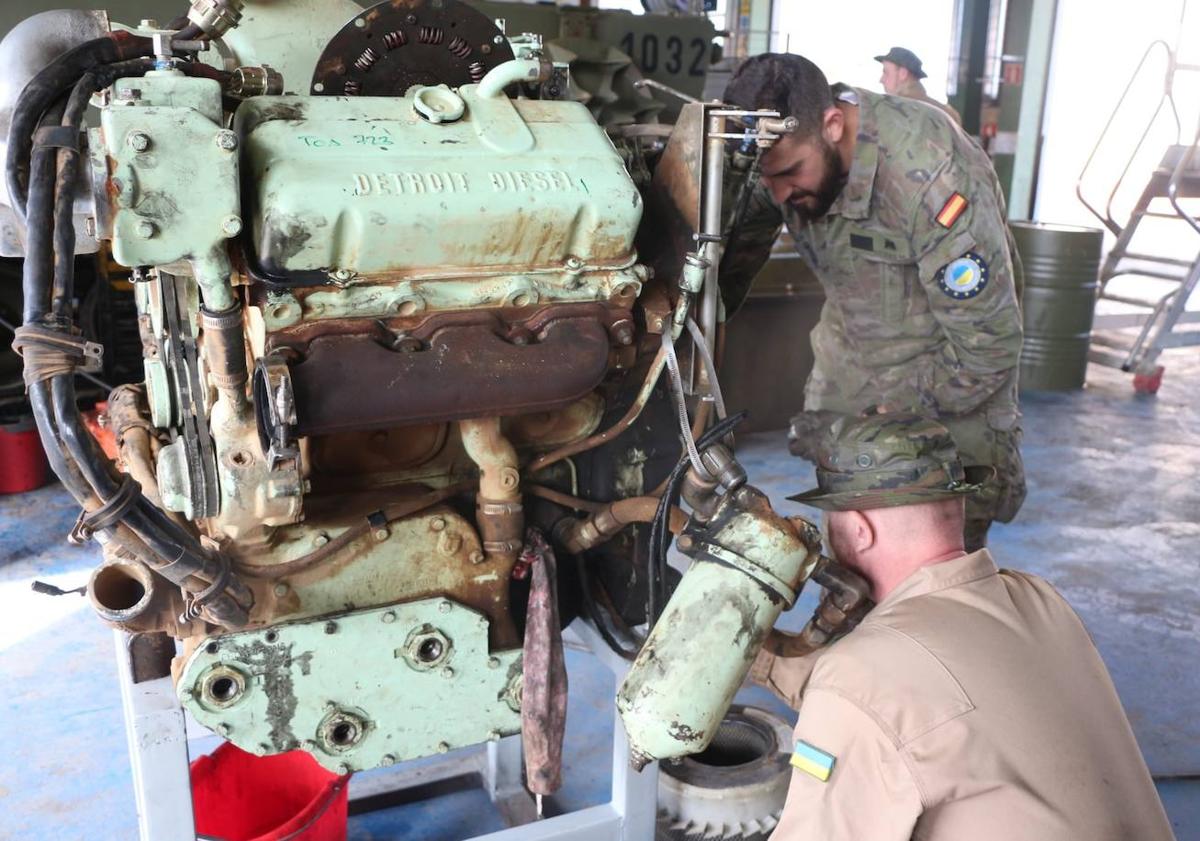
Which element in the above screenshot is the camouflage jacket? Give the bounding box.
[894,77,962,125]
[722,88,1022,428]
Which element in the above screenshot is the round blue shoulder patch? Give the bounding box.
[936,251,989,299]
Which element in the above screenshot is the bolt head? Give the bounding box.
[438,601,452,614]
[313,532,330,547]
[217,723,232,736]
[222,215,243,237]
[256,743,270,755]
[273,583,288,597]
[430,516,447,532]
[134,219,156,239]
[677,534,695,552]
[437,741,450,754]
[127,132,150,152]
[470,550,486,564]
[381,610,396,624]
[442,666,455,678]
[374,528,389,541]
[487,656,501,669]
[493,34,504,44]
[215,130,238,150]
[336,763,351,775]
[565,256,583,270]
[381,754,396,767]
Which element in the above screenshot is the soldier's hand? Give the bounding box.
[787,410,840,461]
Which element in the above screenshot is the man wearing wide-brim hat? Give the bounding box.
[875,46,962,125]
[749,411,1173,840]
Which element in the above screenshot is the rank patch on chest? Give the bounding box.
[936,192,969,228]
[791,740,836,782]
[936,251,989,299]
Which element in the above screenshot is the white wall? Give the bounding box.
[1035,0,1200,229]
[771,0,957,101]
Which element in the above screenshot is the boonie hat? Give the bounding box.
[874,47,927,80]
[788,411,993,511]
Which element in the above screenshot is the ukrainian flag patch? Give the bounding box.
[791,740,836,782]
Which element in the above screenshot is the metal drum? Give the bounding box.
[1011,221,1104,391]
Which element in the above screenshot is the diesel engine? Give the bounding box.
[5,0,812,783]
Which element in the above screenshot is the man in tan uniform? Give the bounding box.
[875,46,962,124]
[721,53,1024,551]
[749,412,1174,840]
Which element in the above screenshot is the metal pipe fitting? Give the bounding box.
[187,0,244,38]
[460,418,523,563]
[476,57,550,99]
[87,553,178,632]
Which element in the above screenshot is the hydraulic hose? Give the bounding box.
[13,46,253,627]
[6,32,154,221]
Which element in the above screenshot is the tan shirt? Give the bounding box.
[894,77,963,125]
[753,550,1174,841]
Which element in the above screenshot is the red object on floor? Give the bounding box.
[1133,365,1165,395]
[0,417,49,494]
[191,744,350,841]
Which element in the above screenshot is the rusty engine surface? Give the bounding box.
[0,0,707,775]
[6,0,797,780]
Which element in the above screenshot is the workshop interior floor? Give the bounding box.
[1,353,1199,840]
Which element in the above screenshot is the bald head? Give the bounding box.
[825,497,967,601]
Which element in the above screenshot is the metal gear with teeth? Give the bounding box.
[656,706,794,841]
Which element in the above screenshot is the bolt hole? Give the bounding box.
[230,450,252,467]
[394,300,418,316]
[331,721,358,746]
[209,677,238,703]
[417,638,444,663]
[265,631,278,643]
[511,293,530,307]
[205,642,219,654]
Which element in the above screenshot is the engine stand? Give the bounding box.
[115,619,658,841]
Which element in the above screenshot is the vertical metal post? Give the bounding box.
[114,630,196,841]
[700,107,726,361]
[1009,0,1059,219]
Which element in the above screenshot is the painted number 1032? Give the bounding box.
[618,33,711,77]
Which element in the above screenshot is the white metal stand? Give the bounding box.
[115,618,658,841]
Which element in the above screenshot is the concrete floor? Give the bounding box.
[1,353,1198,840]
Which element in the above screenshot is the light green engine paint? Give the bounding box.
[93,71,241,311]
[180,598,523,772]
[234,89,644,313]
[616,487,821,768]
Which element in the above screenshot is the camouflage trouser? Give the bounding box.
[944,413,1027,526]
[794,403,1027,527]
[964,518,991,552]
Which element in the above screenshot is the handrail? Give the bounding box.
[1075,39,1177,236]
[1167,124,1200,237]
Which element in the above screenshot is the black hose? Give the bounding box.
[574,554,639,661]
[646,411,748,629]
[6,33,153,221]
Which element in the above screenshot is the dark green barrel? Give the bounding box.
[1011,222,1103,391]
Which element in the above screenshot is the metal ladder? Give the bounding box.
[1076,25,1200,393]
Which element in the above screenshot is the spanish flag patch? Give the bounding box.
[936,192,968,228]
[791,740,836,782]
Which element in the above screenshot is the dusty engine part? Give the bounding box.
[310,0,515,96]
[656,706,792,841]
[617,454,822,768]
[8,0,791,782]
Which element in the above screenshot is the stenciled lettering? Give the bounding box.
[352,171,470,196]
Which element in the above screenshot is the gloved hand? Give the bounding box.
[787,410,841,461]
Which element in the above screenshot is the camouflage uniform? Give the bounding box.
[722,88,1026,547]
[892,77,962,126]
